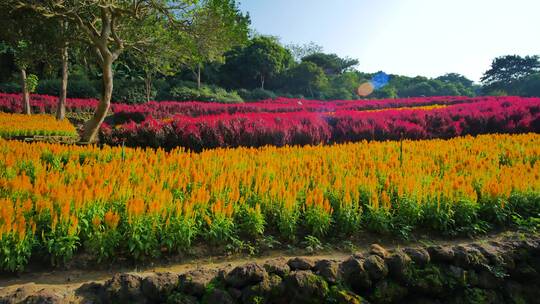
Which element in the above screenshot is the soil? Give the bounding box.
[0,229,521,302]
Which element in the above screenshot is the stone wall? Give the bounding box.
[2,235,540,304]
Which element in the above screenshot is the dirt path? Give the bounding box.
[0,231,513,300]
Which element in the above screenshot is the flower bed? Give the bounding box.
[0,113,78,138]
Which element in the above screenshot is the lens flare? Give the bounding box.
[371,72,390,89]
[357,82,374,97]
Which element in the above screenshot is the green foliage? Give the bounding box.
[205,214,235,245]
[284,62,328,98]
[236,205,265,239]
[481,55,540,94]
[518,73,540,97]
[301,235,323,253]
[238,88,276,101]
[125,218,160,261]
[276,205,300,241]
[0,233,34,272]
[221,36,293,89]
[332,203,362,237]
[304,206,333,237]
[363,205,392,235]
[170,85,242,103]
[390,198,423,240]
[302,52,358,75]
[0,82,21,93]
[25,74,38,93]
[37,79,98,99]
[161,216,198,253]
[43,222,80,266]
[112,79,152,104]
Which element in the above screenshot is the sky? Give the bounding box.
[239,0,540,83]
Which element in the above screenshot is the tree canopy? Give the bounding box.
[481,55,540,94]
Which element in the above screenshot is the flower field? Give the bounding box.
[102,97,540,149]
[1,133,539,271]
[0,93,480,117]
[0,113,78,138]
[3,93,539,150]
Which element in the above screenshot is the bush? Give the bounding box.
[238,88,276,101]
[0,82,21,93]
[169,85,243,103]
[112,79,151,104]
[36,79,98,98]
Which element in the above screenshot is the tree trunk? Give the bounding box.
[56,45,68,121]
[20,68,31,115]
[196,64,201,89]
[80,56,113,143]
[260,74,265,90]
[144,72,152,103]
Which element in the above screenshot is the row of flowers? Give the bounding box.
[100,98,540,150]
[0,93,505,118]
[0,113,78,138]
[1,133,539,271]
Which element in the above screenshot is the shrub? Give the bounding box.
[0,82,21,94]
[238,88,276,101]
[169,85,243,103]
[112,79,151,104]
[36,79,98,99]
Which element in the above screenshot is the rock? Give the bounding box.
[453,245,488,269]
[22,289,63,304]
[363,255,388,281]
[141,272,179,302]
[370,280,407,304]
[284,271,329,303]
[475,270,499,289]
[403,248,430,267]
[328,286,366,304]
[339,257,372,291]
[447,265,467,286]
[352,252,365,260]
[178,269,218,297]
[409,265,446,296]
[315,259,340,283]
[504,280,540,304]
[241,274,285,303]
[203,288,234,304]
[288,257,316,271]
[471,243,503,265]
[75,282,105,303]
[426,245,454,263]
[385,250,412,280]
[370,244,389,258]
[264,258,290,277]
[450,288,505,304]
[227,287,242,300]
[225,263,267,288]
[103,273,144,303]
[511,262,538,281]
[165,293,198,304]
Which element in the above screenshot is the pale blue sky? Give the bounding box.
[239,0,540,82]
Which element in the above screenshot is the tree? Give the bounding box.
[221,36,293,90]
[184,0,249,89]
[301,53,358,75]
[481,55,540,94]
[519,73,540,97]
[16,0,201,142]
[287,42,323,62]
[436,73,473,87]
[52,20,77,120]
[0,6,52,114]
[400,82,436,97]
[284,62,328,97]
